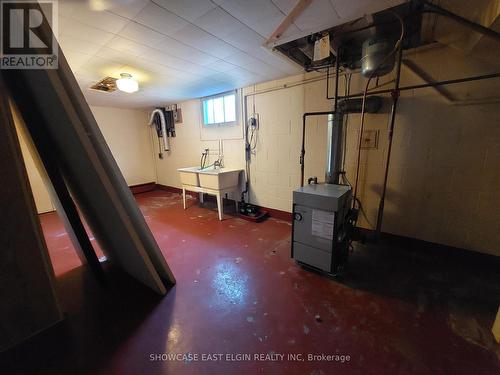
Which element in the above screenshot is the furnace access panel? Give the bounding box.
[292,184,351,274]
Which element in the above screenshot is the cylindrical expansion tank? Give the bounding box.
[361,37,395,77]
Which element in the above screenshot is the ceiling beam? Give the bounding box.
[266,0,313,45]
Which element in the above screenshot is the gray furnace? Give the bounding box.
[292,183,352,275]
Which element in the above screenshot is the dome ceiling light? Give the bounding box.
[116,73,139,93]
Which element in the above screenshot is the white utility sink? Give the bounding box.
[198,168,240,190]
[178,166,201,186]
[177,167,243,220]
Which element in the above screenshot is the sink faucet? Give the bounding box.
[200,148,209,170]
[213,158,223,169]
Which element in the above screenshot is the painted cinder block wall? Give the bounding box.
[156,45,500,256]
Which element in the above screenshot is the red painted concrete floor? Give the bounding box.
[2,190,499,375]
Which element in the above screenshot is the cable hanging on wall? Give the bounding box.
[149,108,176,159]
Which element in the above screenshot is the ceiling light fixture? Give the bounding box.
[116,73,139,93]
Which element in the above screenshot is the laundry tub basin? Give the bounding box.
[178,167,200,187]
[198,168,241,190]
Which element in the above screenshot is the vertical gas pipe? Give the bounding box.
[375,45,403,238]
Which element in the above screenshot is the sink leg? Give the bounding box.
[199,192,204,204]
[235,199,239,214]
[216,193,223,221]
[182,188,186,209]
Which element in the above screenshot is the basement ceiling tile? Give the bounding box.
[101,0,150,19]
[59,16,115,46]
[251,47,302,74]
[76,56,126,81]
[194,7,246,38]
[154,36,219,65]
[64,3,130,34]
[134,2,188,36]
[142,48,179,65]
[251,13,299,38]
[331,0,403,20]
[130,59,172,77]
[106,35,152,56]
[293,0,341,31]
[145,50,217,77]
[63,50,93,72]
[215,67,263,83]
[216,0,282,32]
[223,51,260,68]
[271,0,297,14]
[173,24,240,58]
[204,59,237,73]
[58,0,77,17]
[221,25,265,52]
[153,0,217,22]
[241,60,283,77]
[94,46,139,65]
[118,22,166,47]
[74,76,94,89]
[59,35,103,56]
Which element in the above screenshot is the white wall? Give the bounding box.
[90,106,156,186]
[18,106,156,213]
[154,95,246,194]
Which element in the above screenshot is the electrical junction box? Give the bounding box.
[292,184,352,275]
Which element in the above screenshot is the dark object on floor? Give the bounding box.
[238,201,269,222]
[239,210,269,223]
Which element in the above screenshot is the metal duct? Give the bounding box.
[325,97,382,184]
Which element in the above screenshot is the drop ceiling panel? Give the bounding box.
[271,0,297,15]
[63,50,93,72]
[293,0,341,31]
[153,0,217,22]
[203,59,237,73]
[100,0,150,19]
[55,0,404,107]
[58,35,104,56]
[134,2,189,35]
[62,3,130,34]
[105,36,152,57]
[194,7,246,38]
[75,56,126,81]
[154,36,220,66]
[59,16,115,45]
[331,0,404,20]
[172,24,240,58]
[221,25,266,51]
[215,0,284,36]
[223,51,281,77]
[117,22,166,47]
[250,47,302,75]
[145,50,219,77]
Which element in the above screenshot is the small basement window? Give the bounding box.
[202,91,237,126]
